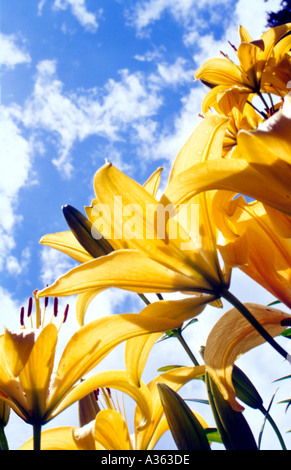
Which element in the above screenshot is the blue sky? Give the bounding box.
[1,0,291,450]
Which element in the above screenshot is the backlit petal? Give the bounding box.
[204,303,291,411]
[40,231,92,263]
[94,409,132,450]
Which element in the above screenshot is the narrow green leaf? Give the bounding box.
[205,372,258,450]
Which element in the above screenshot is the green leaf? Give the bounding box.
[157,365,183,372]
[205,372,258,450]
[157,383,211,450]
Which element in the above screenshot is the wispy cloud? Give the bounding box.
[20,60,165,177]
[0,33,31,70]
[125,0,233,39]
[38,0,102,32]
[0,106,34,273]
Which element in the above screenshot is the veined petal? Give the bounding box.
[239,25,253,43]
[19,324,58,422]
[76,288,105,326]
[2,329,36,378]
[237,42,261,89]
[195,58,246,88]
[37,249,207,299]
[92,163,214,283]
[168,113,229,182]
[143,167,163,197]
[46,312,182,419]
[237,94,291,166]
[94,409,132,450]
[204,303,291,411]
[161,156,291,216]
[125,295,215,386]
[49,370,154,428]
[0,335,30,421]
[40,231,92,263]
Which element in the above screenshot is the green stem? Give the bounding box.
[174,330,200,367]
[0,426,9,450]
[33,423,41,450]
[138,293,151,305]
[221,288,290,363]
[260,407,287,450]
[257,91,269,113]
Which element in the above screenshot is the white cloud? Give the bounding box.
[21,60,164,177]
[39,246,77,287]
[38,0,102,32]
[126,0,233,37]
[0,33,31,70]
[0,106,34,273]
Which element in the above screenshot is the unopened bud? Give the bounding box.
[62,205,114,258]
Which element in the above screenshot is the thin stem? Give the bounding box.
[257,91,269,113]
[246,99,268,119]
[174,330,200,367]
[138,293,151,305]
[0,426,9,450]
[221,288,290,363]
[33,423,41,450]
[261,408,287,450]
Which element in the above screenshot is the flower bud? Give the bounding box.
[62,205,114,258]
[157,383,211,450]
[0,399,10,427]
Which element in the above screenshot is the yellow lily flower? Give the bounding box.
[37,114,231,310]
[204,303,291,412]
[162,94,291,217]
[0,293,183,441]
[195,23,291,97]
[20,366,206,450]
[211,191,291,310]
[39,167,163,324]
[201,87,263,156]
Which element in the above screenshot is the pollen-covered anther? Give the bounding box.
[27,297,33,317]
[20,306,25,326]
[53,298,58,317]
[63,304,69,323]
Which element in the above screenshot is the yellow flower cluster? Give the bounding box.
[1,23,291,451]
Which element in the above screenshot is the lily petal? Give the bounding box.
[204,303,291,411]
[94,409,132,450]
[125,295,215,386]
[19,324,58,422]
[50,370,154,427]
[40,231,92,263]
[46,312,182,419]
[37,249,204,299]
[168,113,229,182]
[143,167,163,197]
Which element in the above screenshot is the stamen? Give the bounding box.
[27,297,33,317]
[53,298,58,317]
[20,306,25,326]
[228,40,237,52]
[94,389,100,401]
[44,296,49,308]
[63,304,69,323]
[33,290,41,328]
